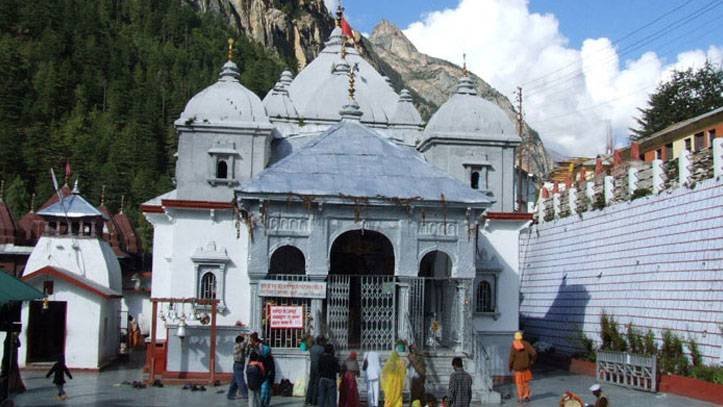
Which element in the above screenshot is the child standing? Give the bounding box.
[46,355,72,400]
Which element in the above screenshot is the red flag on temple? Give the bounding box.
[341,17,354,39]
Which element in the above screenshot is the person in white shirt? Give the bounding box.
[363,351,381,407]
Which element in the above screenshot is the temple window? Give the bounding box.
[199,270,217,300]
[475,274,497,315]
[471,171,480,189]
[464,163,489,190]
[216,159,228,179]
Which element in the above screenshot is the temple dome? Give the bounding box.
[423,76,518,143]
[286,27,399,125]
[178,61,269,126]
[263,70,299,119]
[390,89,423,126]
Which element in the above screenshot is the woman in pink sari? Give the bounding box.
[338,352,360,407]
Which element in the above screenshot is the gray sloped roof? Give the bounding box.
[37,193,108,220]
[237,120,493,206]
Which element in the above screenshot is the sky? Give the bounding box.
[324,0,723,157]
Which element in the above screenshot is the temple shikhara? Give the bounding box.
[134,7,529,401]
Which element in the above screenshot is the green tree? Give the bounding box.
[632,61,723,139]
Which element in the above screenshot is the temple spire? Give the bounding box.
[335,2,344,27]
[340,63,362,121]
[120,195,125,214]
[30,193,36,213]
[100,185,106,206]
[462,53,468,76]
[227,38,235,61]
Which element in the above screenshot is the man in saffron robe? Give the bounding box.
[508,331,536,402]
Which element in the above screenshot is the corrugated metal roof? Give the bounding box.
[37,193,107,220]
[237,120,494,206]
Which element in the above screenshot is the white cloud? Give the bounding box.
[403,0,723,156]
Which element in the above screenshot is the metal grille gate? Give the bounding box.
[326,275,350,349]
[360,276,396,351]
[409,278,425,347]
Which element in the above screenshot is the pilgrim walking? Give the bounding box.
[508,331,536,403]
[45,355,72,400]
[363,351,381,407]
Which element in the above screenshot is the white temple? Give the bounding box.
[141,8,531,400]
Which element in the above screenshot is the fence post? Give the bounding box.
[652,159,664,194]
[585,181,594,203]
[714,138,723,179]
[628,167,638,195]
[679,149,691,186]
[568,187,577,215]
[604,175,614,204]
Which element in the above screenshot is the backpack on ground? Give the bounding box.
[246,361,265,391]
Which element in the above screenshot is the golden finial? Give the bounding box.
[462,53,468,76]
[341,42,347,59]
[348,63,357,100]
[227,38,235,61]
[100,185,106,206]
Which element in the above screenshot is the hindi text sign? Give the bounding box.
[269,306,304,329]
[258,280,326,299]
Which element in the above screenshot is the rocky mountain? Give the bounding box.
[368,20,552,175]
[187,1,552,175]
[184,0,334,69]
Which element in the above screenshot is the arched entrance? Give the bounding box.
[328,230,395,350]
[269,245,305,275]
[419,250,455,348]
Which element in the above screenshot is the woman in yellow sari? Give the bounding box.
[382,351,406,407]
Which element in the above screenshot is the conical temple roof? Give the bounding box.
[237,121,493,205]
[37,192,107,220]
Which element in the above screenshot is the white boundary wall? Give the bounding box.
[520,177,723,365]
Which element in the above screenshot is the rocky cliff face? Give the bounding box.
[185,0,334,69]
[368,20,552,175]
[186,2,551,175]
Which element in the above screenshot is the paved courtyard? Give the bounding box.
[7,362,716,407]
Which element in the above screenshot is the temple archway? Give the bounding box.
[419,250,455,348]
[269,245,305,275]
[328,229,395,350]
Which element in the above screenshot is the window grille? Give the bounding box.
[476,280,493,313]
[199,272,217,300]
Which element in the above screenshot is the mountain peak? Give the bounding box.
[370,20,418,56]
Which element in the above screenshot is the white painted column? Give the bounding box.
[248,273,264,333]
[713,138,723,179]
[568,188,578,215]
[604,176,614,204]
[397,278,411,344]
[585,181,595,203]
[679,149,691,186]
[628,167,639,195]
[455,280,467,352]
[537,198,545,220]
[652,159,665,194]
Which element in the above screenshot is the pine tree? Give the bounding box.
[632,61,723,139]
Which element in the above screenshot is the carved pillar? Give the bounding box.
[397,278,411,344]
[308,275,326,337]
[455,279,468,352]
[248,273,265,333]
[679,149,691,186]
[652,159,665,194]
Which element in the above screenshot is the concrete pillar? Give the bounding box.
[679,149,691,186]
[248,273,264,333]
[585,181,595,204]
[603,176,614,204]
[397,278,411,344]
[628,167,639,195]
[713,138,723,179]
[568,188,577,215]
[455,280,468,352]
[308,275,326,337]
[652,159,665,194]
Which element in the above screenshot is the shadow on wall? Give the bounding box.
[520,278,591,359]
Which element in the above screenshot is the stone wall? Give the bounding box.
[521,167,723,364]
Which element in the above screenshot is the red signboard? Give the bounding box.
[268,306,304,329]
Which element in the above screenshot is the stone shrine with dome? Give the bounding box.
[141,8,531,401]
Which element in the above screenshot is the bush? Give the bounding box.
[600,311,627,352]
[643,330,657,356]
[688,337,703,368]
[660,330,689,375]
[626,323,644,354]
[690,365,723,384]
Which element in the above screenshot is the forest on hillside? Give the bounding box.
[0,0,286,248]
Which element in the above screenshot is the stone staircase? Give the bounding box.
[337,349,500,404]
